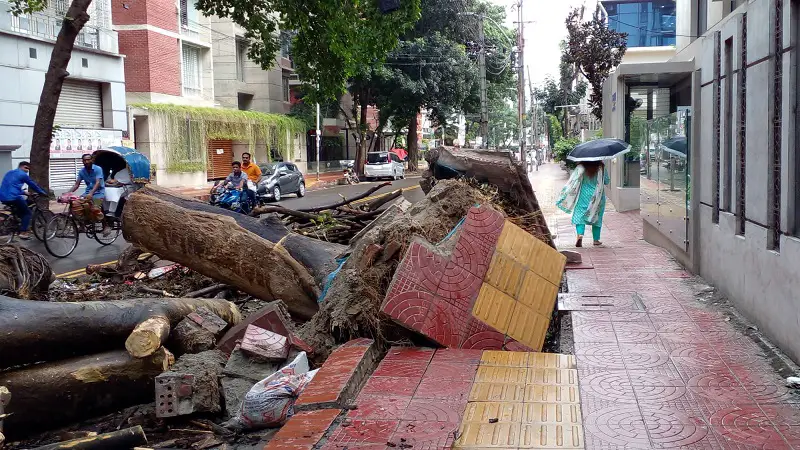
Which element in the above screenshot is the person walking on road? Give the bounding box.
[556,161,610,247]
[0,161,47,240]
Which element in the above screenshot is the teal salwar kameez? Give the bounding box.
[556,165,610,243]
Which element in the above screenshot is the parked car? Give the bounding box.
[364,151,405,181]
[256,162,306,202]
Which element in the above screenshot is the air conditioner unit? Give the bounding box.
[379,0,401,13]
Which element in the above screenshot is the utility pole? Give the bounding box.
[527,65,536,148]
[516,0,526,167]
[477,15,489,149]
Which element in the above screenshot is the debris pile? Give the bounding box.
[1,148,565,450]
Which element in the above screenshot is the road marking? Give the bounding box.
[54,185,422,279]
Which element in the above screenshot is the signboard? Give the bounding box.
[50,128,123,159]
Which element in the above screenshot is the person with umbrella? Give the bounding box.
[556,139,630,247]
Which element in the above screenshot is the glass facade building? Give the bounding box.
[603,0,677,48]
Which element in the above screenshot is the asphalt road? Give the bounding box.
[32,176,425,277]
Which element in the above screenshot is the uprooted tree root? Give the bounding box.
[0,245,53,299]
[297,178,554,359]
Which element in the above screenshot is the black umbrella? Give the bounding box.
[660,136,688,158]
[567,138,631,162]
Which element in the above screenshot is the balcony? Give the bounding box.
[0,2,118,54]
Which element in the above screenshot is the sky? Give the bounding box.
[490,0,598,87]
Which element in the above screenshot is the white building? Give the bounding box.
[601,0,800,363]
[0,0,127,191]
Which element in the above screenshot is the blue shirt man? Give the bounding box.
[69,154,105,200]
[0,161,47,238]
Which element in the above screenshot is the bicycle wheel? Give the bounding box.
[94,219,121,245]
[44,214,79,258]
[32,209,53,241]
[0,214,15,244]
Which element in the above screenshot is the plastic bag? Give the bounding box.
[223,352,317,430]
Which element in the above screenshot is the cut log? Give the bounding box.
[126,316,171,358]
[170,318,216,354]
[0,296,240,370]
[1,350,173,438]
[423,147,554,247]
[32,426,147,450]
[122,186,346,318]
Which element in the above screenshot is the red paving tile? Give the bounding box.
[360,376,421,397]
[265,409,340,450]
[295,339,375,411]
[529,163,800,449]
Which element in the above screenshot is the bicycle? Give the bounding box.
[0,194,51,243]
[43,194,122,258]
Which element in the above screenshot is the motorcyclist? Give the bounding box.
[0,161,47,240]
[240,153,260,205]
[225,161,248,191]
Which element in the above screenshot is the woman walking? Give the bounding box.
[556,161,610,247]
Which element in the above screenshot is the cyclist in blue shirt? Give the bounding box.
[0,161,47,239]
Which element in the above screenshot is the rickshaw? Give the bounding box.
[44,146,151,258]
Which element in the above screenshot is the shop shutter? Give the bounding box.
[50,158,81,193]
[54,80,103,128]
[207,140,233,180]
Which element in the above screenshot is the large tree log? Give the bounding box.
[32,426,147,450]
[423,147,554,247]
[0,296,240,370]
[122,187,346,318]
[1,350,172,438]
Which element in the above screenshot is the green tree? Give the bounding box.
[15,0,420,189]
[564,6,627,120]
[534,42,587,139]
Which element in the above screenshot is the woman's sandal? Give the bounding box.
[576,236,583,248]
[593,240,603,246]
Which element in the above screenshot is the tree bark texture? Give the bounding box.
[121,187,345,318]
[406,114,419,172]
[2,350,172,438]
[355,91,369,176]
[0,296,239,370]
[422,147,555,248]
[29,0,93,192]
[32,426,147,450]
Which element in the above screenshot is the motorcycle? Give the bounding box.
[343,162,359,185]
[210,182,256,214]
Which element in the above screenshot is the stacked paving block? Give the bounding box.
[294,338,379,411]
[382,206,567,351]
[263,409,341,450]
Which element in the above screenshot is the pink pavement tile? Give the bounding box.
[360,376,422,397]
[390,420,459,449]
[448,229,495,279]
[458,317,506,350]
[372,360,429,379]
[239,324,288,360]
[402,399,466,423]
[348,395,412,421]
[422,361,478,382]
[381,275,436,332]
[327,420,399,445]
[412,377,472,402]
[382,346,436,363]
[435,261,483,313]
[395,241,447,293]
[418,301,462,348]
[430,348,484,365]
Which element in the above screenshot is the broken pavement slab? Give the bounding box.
[187,306,229,335]
[381,206,567,351]
[217,301,313,356]
[240,325,289,361]
[263,409,341,450]
[294,338,379,412]
[155,350,226,418]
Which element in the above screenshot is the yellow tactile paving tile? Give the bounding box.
[495,222,567,286]
[463,402,524,423]
[455,422,521,448]
[523,385,580,404]
[519,424,584,449]
[485,251,526,297]
[506,302,550,351]
[518,272,559,312]
[481,350,529,367]
[521,403,582,425]
[475,366,528,384]
[526,369,579,386]
[469,382,526,402]
[527,353,576,369]
[472,284,517,332]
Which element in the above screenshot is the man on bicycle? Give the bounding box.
[0,161,47,240]
[67,154,105,224]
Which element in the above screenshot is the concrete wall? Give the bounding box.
[692,0,800,364]
[0,28,126,164]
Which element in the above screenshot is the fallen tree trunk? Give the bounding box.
[423,147,554,247]
[122,187,346,318]
[1,350,172,438]
[0,296,240,370]
[32,426,147,450]
[0,245,53,299]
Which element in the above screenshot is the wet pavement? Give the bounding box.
[532,162,800,449]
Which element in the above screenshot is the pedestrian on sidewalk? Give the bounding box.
[556,161,610,247]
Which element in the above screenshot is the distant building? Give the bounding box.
[0,0,127,191]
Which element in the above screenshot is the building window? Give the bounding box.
[180,0,197,27]
[723,38,733,212]
[770,0,784,250]
[737,14,747,236]
[604,0,676,48]
[282,76,290,102]
[697,0,708,37]
[238,93,253,111]
[182,44,201,97]
[236,38,248,82]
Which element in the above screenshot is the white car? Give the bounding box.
[364,151,405,181]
